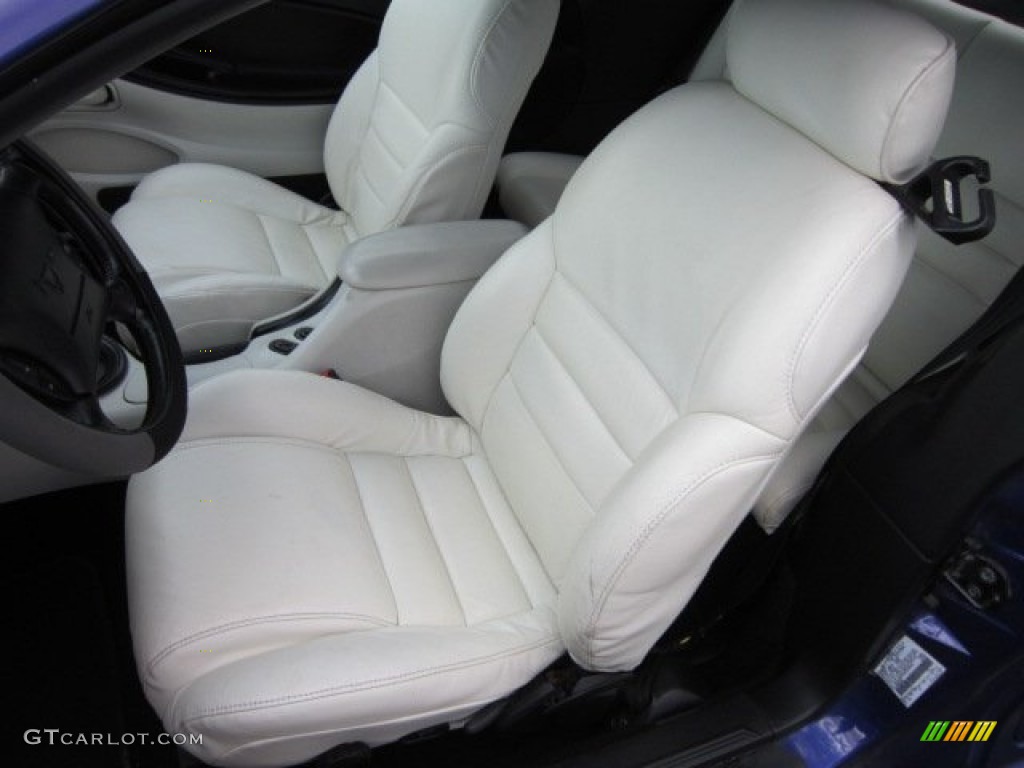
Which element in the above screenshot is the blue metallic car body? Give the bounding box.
[0,0,107,67]
[784,471,1024,767]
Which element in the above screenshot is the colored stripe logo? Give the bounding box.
[920,721,997,742]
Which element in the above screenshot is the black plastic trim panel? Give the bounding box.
[252,278,341,336]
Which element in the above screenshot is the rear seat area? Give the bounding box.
[497,0,1024,531]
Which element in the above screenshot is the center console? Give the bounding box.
[101,219,528,426]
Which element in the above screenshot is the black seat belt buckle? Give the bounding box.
[884,156,996,245]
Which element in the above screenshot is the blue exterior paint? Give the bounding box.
[0,0,107,67]
[782,471,1024,767]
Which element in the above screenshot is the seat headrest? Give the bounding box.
[727,0,956,184]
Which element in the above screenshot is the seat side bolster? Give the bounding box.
[168,610,562,765]
[130,162,345,227]
[558,414,784,672]
[179,370,474,458]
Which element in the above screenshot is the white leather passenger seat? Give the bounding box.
[500,0,1024,530]
[126,1,955,764]
[113,0,560,353]
[758,0,1024,528]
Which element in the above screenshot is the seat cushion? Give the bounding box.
[127,370,560,765]
[114,163,353,352]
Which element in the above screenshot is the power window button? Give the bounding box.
[270,339,298,356]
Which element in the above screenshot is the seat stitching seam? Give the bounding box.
[295,224,326,283]
[173,436,466,459]
[380,80,428,135]
[879,37,956,179]
[357,163,387,206]
[460,457,545,608]
[174,438,466,462]
[342,54,383,211]
[387,144,489,229]
[688,297,740,418]
[531,323,634,464]
[147,613,394,675]
[467,0,548,214]
[343,454,401,624]
[368,121,406,172]
[183,635,561,721]
[173,437,358,457]
[505,371,595,511]
[253,215,284,277]
[298,223,338,284]
[479,227,559,430]
[469,0,515,128]
[554,270,678,410]
[679,412,787,442]
[786,212,904,422]
[581,452,778,667]
[401,458,468,627]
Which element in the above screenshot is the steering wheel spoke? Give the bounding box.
[107,277,141,326]
[59,391,117,430]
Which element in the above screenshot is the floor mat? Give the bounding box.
[1,558,130,767]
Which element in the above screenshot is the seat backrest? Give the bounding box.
[323,0,559,239]
[440,0,954,672]
[818,0,1024,430]
[690,0,1024,531]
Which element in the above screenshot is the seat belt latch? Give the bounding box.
[884,156,996,245]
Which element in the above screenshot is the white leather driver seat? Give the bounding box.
[126,0,955,764]
[112,0,559,354]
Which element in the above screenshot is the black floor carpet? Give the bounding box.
[2,558,129,767]
[1,483,178,768]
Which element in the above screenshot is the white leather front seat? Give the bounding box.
[113,0,559,354]
[126,0,955,764]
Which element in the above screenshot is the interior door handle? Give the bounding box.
[71,84,119,111]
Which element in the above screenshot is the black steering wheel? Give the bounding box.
[0,139,186,475]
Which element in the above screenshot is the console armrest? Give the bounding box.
[338,220,528,290]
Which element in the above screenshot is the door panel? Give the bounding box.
[124,0,390,104]
[28,0,390,206]
[30,78,335,204]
